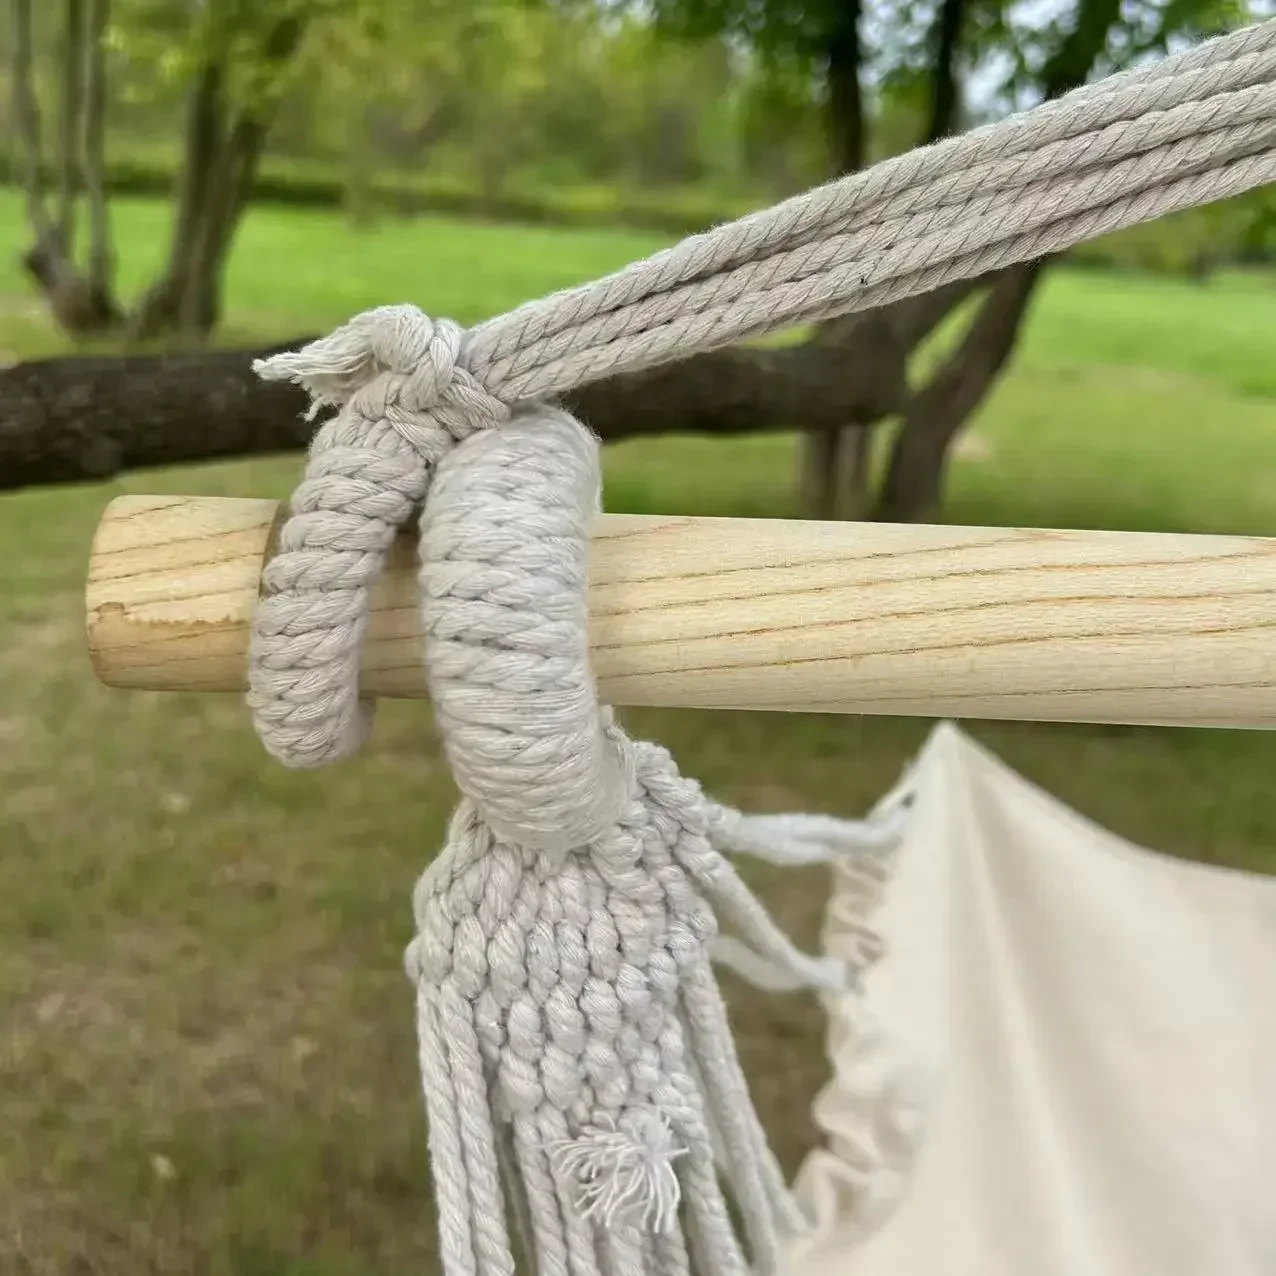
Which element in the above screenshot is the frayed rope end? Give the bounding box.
[251,305,434,420]
[548,1106,687,1235]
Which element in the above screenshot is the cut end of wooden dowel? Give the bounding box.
[86,494,284,693]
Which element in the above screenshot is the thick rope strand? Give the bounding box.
[458,19,1276,389]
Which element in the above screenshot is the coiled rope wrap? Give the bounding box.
[244,21,1275,1276]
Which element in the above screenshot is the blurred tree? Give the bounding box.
[11,0,118,331]
[0,0,1267,513]
[10,0,312,339]
[128,0,310,337]
[645,0,1255,519]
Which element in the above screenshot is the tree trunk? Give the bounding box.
[177,112,272,334]
[872,263,1042,522]
[825,0,865,177]
[924,0,969,144]
[832,424,872,519]
[11,0,120,334]
[131,62,226,341]
[798,0,867,518]
[868,0,1123,523]
[82,0,115,312]
[800,430,842,519]
[131,17,305,341]
[56,0,87,248]
[12,0,57,248]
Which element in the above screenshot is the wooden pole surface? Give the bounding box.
[86,493,1276,728]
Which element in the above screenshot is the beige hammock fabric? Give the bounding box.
[786,723,1276,1276]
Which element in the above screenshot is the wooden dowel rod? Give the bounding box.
[85,494,1276,729]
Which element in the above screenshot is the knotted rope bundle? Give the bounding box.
[249,309,891,1275]
[244,21,1274,1276]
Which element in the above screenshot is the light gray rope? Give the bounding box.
[242,23,1274,1276]
[402,410,842,1276]
[249,22,1274,772]
[455,18,1275,399]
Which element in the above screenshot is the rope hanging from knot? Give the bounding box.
[245,20,1275,1276]
[249,302,898,1276]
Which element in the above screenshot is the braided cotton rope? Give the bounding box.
[457,18,1276,401]
[243,22,1274,1276]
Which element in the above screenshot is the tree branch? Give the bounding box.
[906,265,1042,428]
[872,262,1042,520]
[885,273,989,348]
[1040,0,1123,98]
[0,321,908,494]
[871,0,1129,521]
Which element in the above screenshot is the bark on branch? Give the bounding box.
[0,319,907,494]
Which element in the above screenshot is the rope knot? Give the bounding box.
[255,304,507,446]
[254,304,445,412]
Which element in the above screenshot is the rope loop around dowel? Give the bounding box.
[419,408,632,852]
[247,305,509,770]
[246,20,1275,773]
[235,26,1275,1276]
[248,304,629,849]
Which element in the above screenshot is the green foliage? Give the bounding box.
[650,0,839,58]
[648,0,1271,125]
[8,0,1271,275]
[109,0,316,113]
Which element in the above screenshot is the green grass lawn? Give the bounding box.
[2,190,1276,1274]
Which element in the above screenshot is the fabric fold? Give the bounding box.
[785,723,1276,1276]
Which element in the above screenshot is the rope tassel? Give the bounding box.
[402,732,812,1276]
[246,308,918,1276]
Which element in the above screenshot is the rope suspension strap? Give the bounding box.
[236,20,1276,1276]
[247,310,912,1276]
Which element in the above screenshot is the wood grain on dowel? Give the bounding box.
[86,494,1276,728]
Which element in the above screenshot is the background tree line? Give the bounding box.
[0,0,1272,521]
[4,0,1271,317]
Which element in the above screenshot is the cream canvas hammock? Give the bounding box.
[786,723,1276,1276]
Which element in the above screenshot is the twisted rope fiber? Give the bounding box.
[248,365,910,1276]
[474,117,1273,396]
[410,410,867,1276]
[244,21,1273,1276]
[452,19,1276,400]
